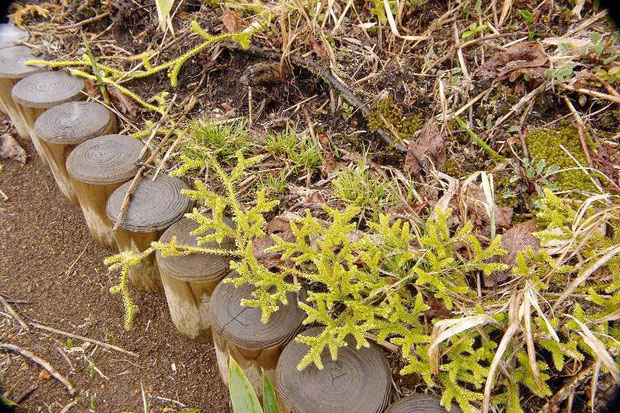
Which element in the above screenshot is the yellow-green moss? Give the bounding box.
[525,124,597,194]
[365,97,422,138]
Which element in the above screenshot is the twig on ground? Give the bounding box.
[0,343,76,396]
[539,363,593,413]
[65,241,91,277]
[559,84,620,106]
[29,322,139,357]
[56,12,111,30]
[0,294,29,330]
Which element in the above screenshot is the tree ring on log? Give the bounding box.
[11,71,84,109]
[210,275,305,350]
[106,175,191,232]
[156,216,235,282]
[276,327,391,413]
[385,394,461,413]
[66,134,142,185]
[0,24,29,49]
[35,102,116,146]
[0,46,43,79]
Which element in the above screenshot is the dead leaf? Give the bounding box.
[38,369,51,381]
[464,186,513,230]
[320,151,342,176]
[311,35,330,62]
[253,216,295,269]
[9,4,50,26]
[0,134,27,164]
[108,86,139,117]
[485,220,540,286]
[304,191,326,208]
[475,42,549,84]
[404,120,446,175]
[240,63,283,86]
[84,80,99,97]
[221,10,244,33]
[500,220,540,266]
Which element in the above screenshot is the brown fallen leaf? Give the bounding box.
[304,191,326,208]
[463,186,513,230]
[500,220,540,266]
[0,133,27,164]
[221,10,244,33]
[108,86,139,117]
[485,220,540,287]
[475,42,549,84]
[240,63,284,86]
[38,369,51,381]
[404,120,446,175]
[252,216,295,269]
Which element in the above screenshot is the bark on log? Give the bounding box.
[66,134,143,247]
[276,327,391,413]
[210,275,305,399]
[35,101,116,204]
[11,71,84,168]
[0,46,43,141]
[156,217,235,340]
[106,175,191,292]
[385,394,461,413]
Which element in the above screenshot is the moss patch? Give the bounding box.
[525,124,597,193]
[365,97,422,138]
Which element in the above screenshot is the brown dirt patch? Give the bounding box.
[0,133,228,412]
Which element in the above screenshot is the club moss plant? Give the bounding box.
[106,153,619,413]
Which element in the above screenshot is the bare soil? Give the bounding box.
[0,133,228,412]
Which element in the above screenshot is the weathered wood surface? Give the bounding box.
[156,217,235,340]
[276,327,391,413]
[107,175,190,291]
[66,134,142,247]
[210,277,305,399]
[35,102,116,204]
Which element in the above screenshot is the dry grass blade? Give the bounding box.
[567,315,620,385]
[523,290,544,393]
[483,320,520,413]
[429,314,498,375]
[553,244,620,310]
[499,0,513,26]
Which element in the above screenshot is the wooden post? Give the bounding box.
[210,275,305,400]
[106,175,191,292]
[11,71,85,167]
[385,394,461,413]
[155,217,235,340]
[35,101,117,204]
[276,327,392,413]
[0,24,28,49]
[66,134,143,247]
[0,46,43,141]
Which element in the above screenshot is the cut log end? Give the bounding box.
[0,46,44,80]
[34,101,116,146]
[11,71,85,109]
[276,327,392,413]
[210,275,305,350]
[385,394,461,413]
[156,216,235,339]
[106,175,191,233]
[0,24,29,49]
